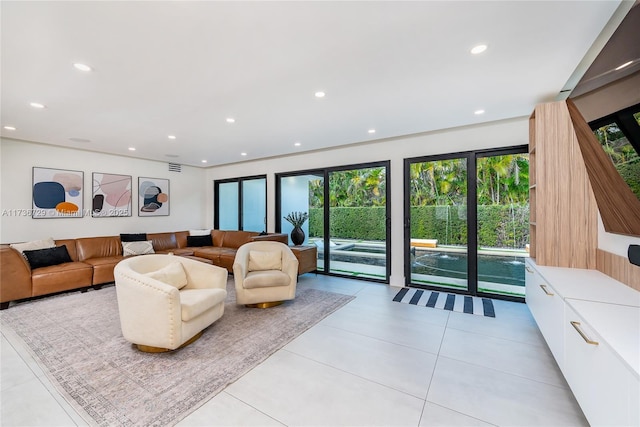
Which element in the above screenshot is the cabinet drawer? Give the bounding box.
[563,305,632,426]
[525,263,564,366]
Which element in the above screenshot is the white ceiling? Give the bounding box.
[0,1,630,167]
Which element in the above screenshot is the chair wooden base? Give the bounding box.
[245,301,284,309]
[135,331,203,353]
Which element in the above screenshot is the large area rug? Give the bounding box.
[0,281,354,426]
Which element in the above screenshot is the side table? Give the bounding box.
[289,245,317,275]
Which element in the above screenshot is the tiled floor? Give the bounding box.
[1,274,588,426]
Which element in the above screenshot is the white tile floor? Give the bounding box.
[1,274,588,426]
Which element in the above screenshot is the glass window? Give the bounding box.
[214,176,266,231]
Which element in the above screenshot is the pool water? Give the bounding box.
[412,252,525,287]
[319,243,526,289]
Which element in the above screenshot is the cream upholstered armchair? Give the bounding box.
[233,241,298,308]
[114,254,228,352]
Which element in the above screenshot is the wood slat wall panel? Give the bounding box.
[532,101,597,268]
[597,248,640,291]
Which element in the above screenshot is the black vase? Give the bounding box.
[290,226,305,246]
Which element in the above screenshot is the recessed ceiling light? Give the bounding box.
[470,44,488,55]
[3,126,16,131]
[474,109,485,115]
[30,102,45,109]
[226,118,235,123]
[294,142,301,147]
[240,152,247,156]
[69,137,91,143]
[165,154,179,158]
[168,135,176,140]
[315,91,325,98]
[73,63,92,72]
[614,60,633,71]
[128,147,136,151]
[201,160,208,163]
[368,129,376,134]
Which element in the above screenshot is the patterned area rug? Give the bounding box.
[0,281,354,426]
[393,287,495,317]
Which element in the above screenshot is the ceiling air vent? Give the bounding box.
[168,163,182,172]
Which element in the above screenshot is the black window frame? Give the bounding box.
[214,174,267,231]
[276,160,391,284]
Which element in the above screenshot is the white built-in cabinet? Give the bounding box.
[526,259,640,426]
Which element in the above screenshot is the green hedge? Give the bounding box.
[309,205,529,249]
[618,161,640,200]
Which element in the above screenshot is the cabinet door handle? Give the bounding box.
[525,266,534,274]
[570,321,599,345]
[539,284,554,296]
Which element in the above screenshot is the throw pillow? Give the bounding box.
[23,245,72,270]
[122,240,155,256]
[10,237,56,255]
[186,234,213,247]
[248,250,282,271]
[120,233,148,242]
[189,229,211,236]
[145,261,188,289]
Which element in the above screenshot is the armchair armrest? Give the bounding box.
[114,267,182,346]
[281,252,299,278]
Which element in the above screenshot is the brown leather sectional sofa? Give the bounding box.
[0,230,288,309]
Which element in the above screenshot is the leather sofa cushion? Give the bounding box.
[82,256,125,267]
[76,236,122,261]
[154,248,194,256]
[55,239,80,261]
[31,262,93,297]
[221,231,257,249]
[192,247,223,264]
[218,249,238,271]
[212,230,225,247]
[148,232,177,251]
[243,270,290,289]
[175,231,189,248]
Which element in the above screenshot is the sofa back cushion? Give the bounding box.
[76,236,122,261]
[212,230,225,247]
[251,233,289,245]
[221,230,258,249]
[174,231,189,248]
[148,232,178,251]
[55,239,80,261]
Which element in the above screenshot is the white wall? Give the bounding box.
[598,216,640,257]
[206,116,531,287]
[0,139,207,242]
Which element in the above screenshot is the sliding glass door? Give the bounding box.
[405,147,528,299]
[476,151,529,297]
[407,155,469,292]
[327,165,388,280]
[277,161,390,282]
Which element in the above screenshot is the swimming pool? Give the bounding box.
[322,243,525,288]
[412,251,525,288]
